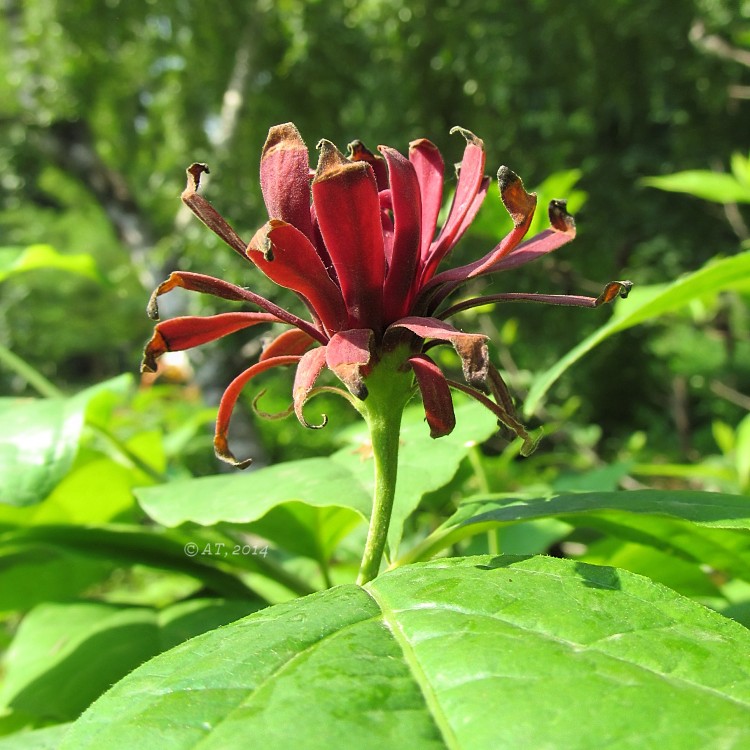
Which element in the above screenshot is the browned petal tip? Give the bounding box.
[262,122,306,157]
[347,139,375,160]
[449,125,484,148]
[141,330,167,374]
[409,137,439,153]
[595,280,633,305]
[497,166,537,227]
[183,163,209,199]
[214,433,252,470]
[314,139,368,182]
[548,199,576,234]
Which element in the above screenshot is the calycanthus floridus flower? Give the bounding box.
[142,123,631,468]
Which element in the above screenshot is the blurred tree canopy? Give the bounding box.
[1,0,749,454]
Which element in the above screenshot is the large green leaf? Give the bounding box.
[136,402,498,557]
[0,599,261,722]
[401,489,750,565]
[0,724,71,750]
[60,556,750,749]
[446,489,750,530]
[524,251,750,416]
[135,457,372,526]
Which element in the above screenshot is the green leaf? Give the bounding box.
[136,402,498,558]
[524,252,750,416]
[0,525,260,601]
[0,376,134,508]
[0,724,72,750]
[401,489,750,567]
[135,456,372,527]
[0,542,114,611]
[642,171,750,203]
[60,556,750,749]
[447,489,750,530]
[0,599,261,722]
[0,245,103,284]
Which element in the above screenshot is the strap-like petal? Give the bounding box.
[325,329,374,399]
[379,146,422,323]
[293,347,329,428]
[247,220,348,334]
[141,312,279,373]
[408,138,444,262]
[420,128,486,282]
[440,281,633,318]
[260,123,315,240]
[313,140,385,331]
[181,164,248,257]
[214,355,301,468]
[409,354,456,438]
[387,316,489,389]
[260,328,316,361]
[426,167,538,288]
[146,271,325,344]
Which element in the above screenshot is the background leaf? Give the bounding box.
[524,252,750,416]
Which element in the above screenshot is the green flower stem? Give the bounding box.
[356,352,412,586]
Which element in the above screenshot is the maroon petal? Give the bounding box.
[387,316,489,389]
[325,329,374,399]
[260,328,316,361]
[420,127,486,282]
[409,354,456,438]
[260,123,315,240]
[484,199,576,273]
[446,376,538,457]
[379,145,422,322]
[141,312,279,373]
[247,220,348,334]
[214,355,302,468]
[440,281,634,318]
[348,140,389,190]
[181,163,248,258]
[427,167,538,288]
[313,140,385,330]
[408,138,444,262]
[293,346,329,428]
[146,271,326,344]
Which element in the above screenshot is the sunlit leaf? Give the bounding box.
[525,252,750,416]
[642,171,750,203]
[60,556,750,749]
[0,245,103,284]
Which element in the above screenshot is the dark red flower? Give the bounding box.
[142,123,630,467]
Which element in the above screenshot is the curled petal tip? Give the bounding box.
[548,199,576,233]
[146,291,160,321]
[497,166,537,227]
[449,125,484,147]
[184,163,209,193]
[214,434,252,470]
[595,280,633,305]
[141,330,167,374]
